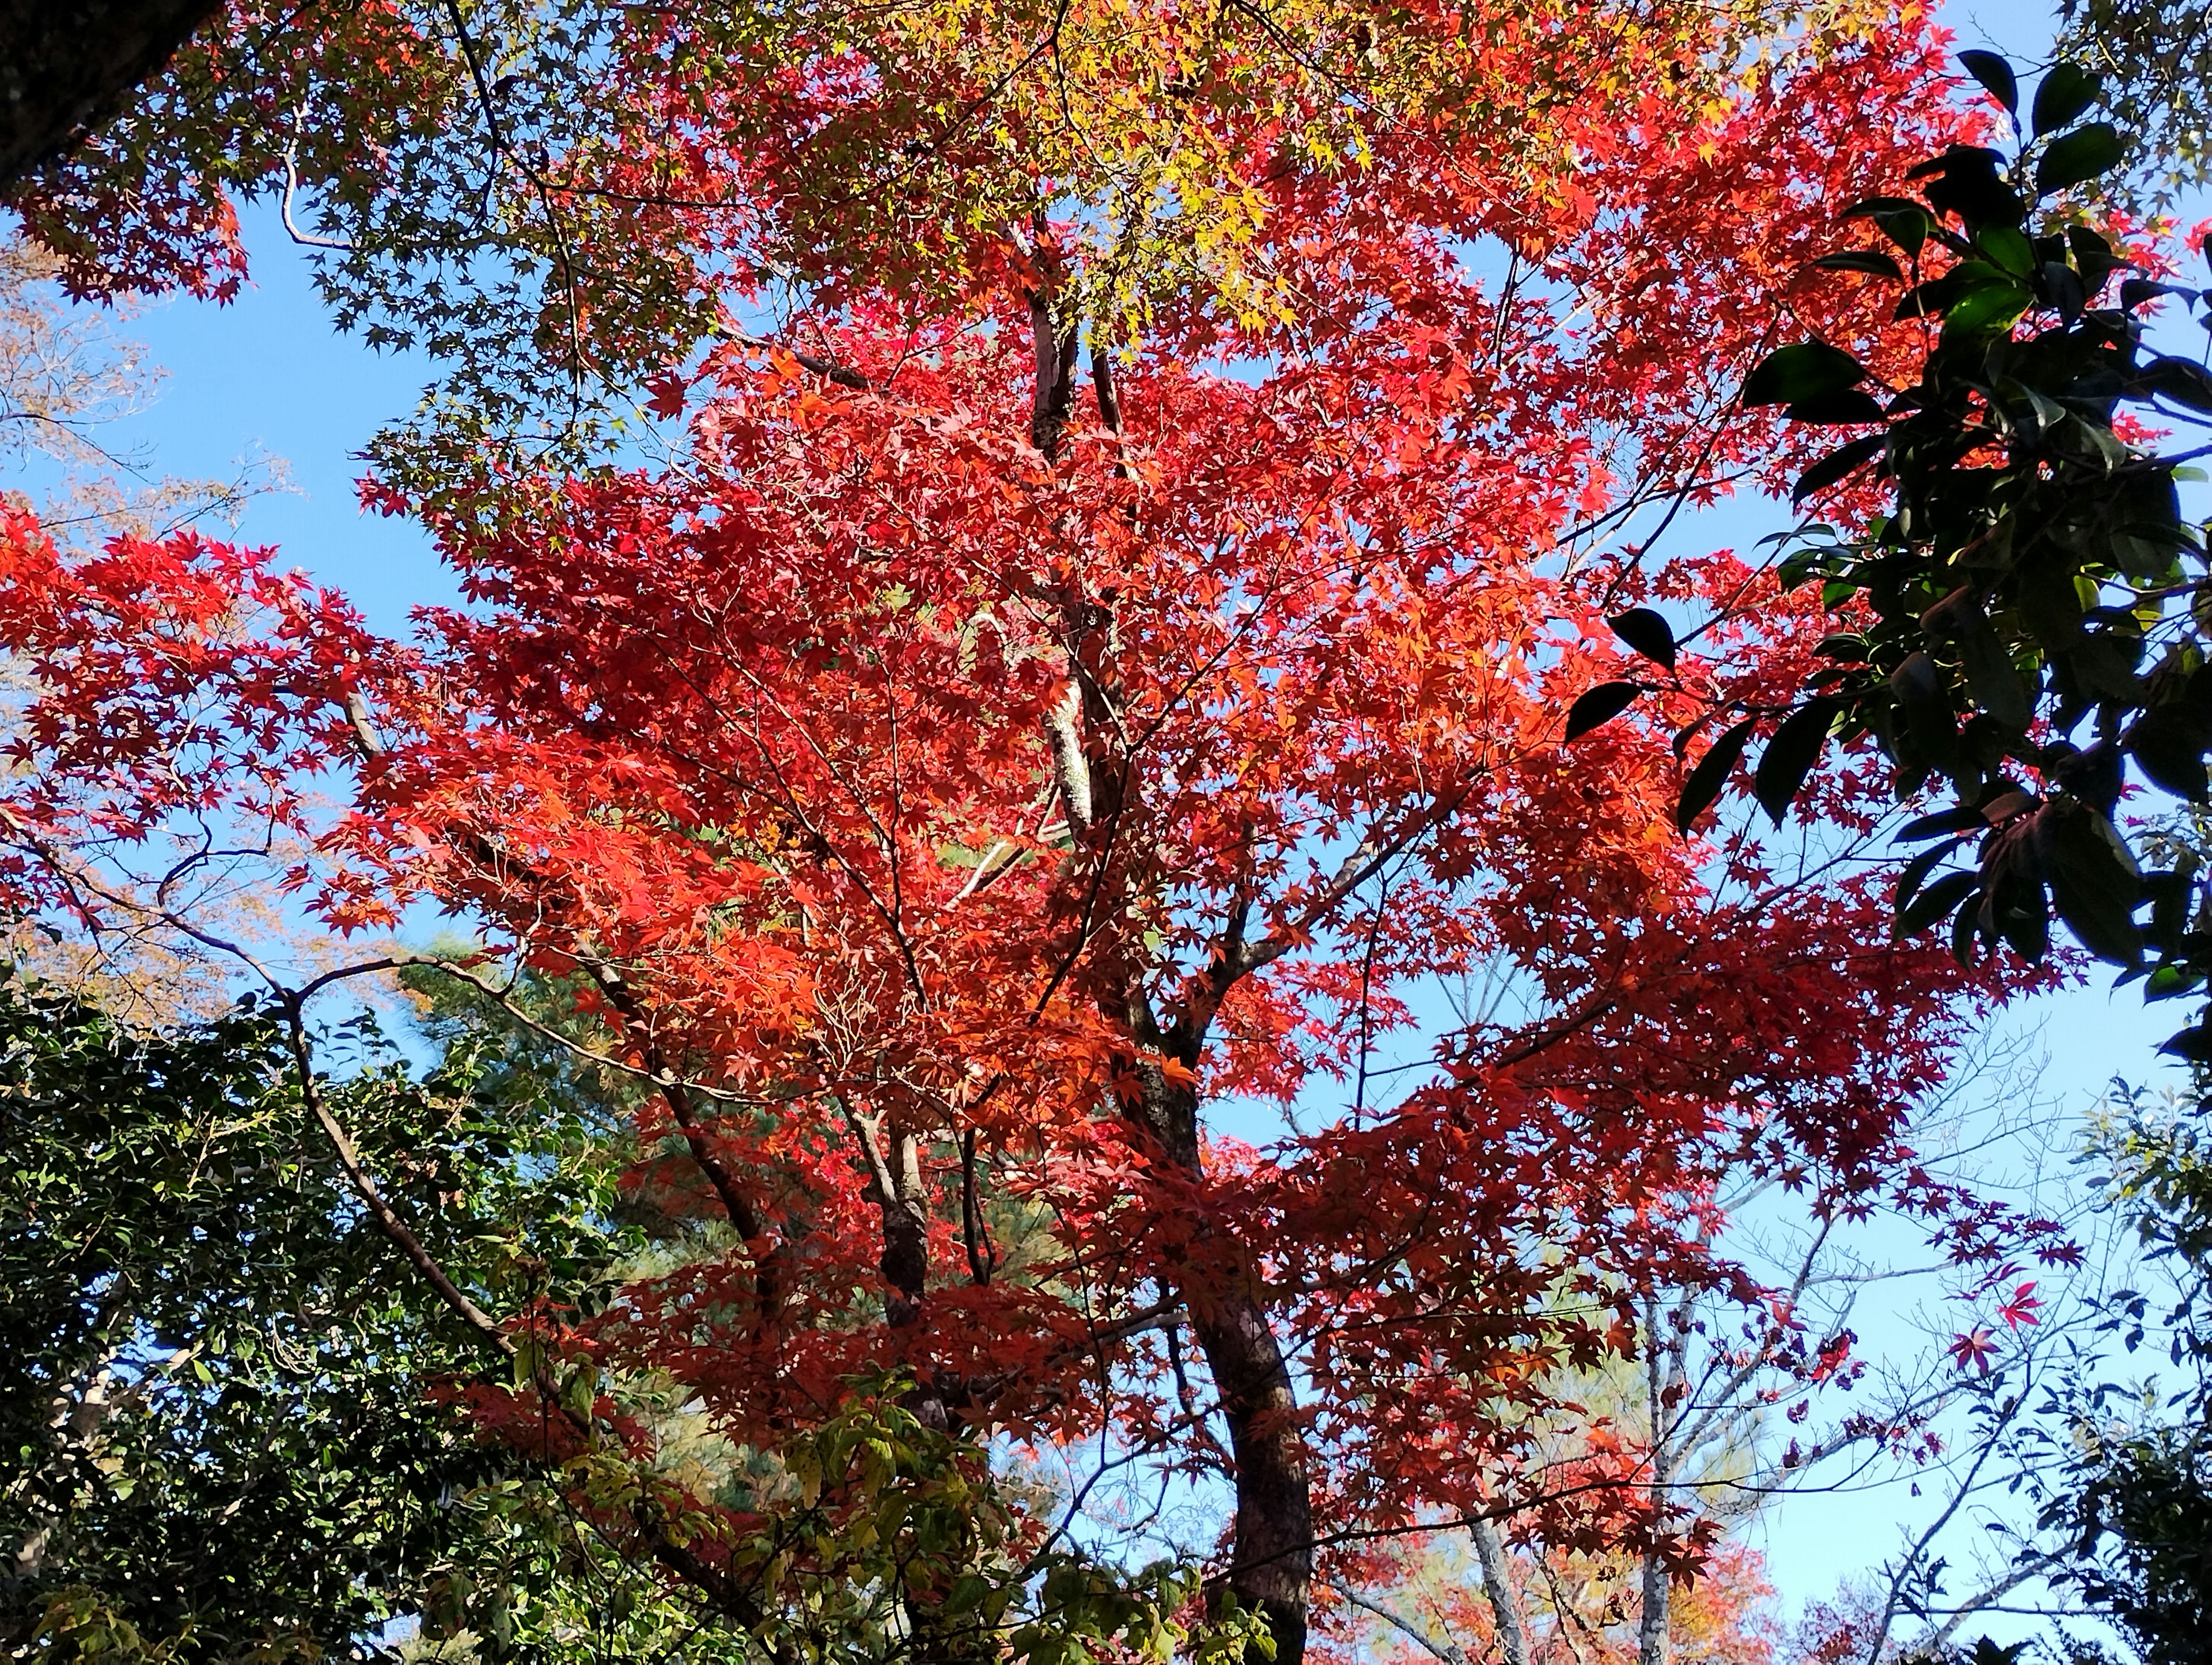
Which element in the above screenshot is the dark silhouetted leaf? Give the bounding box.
[2036,123,2127,194]
[1897,803,1989,842]
[1566,680,1643,740]
[1607,608,1676,671]
[2160,1022,2212,1063]
[1958,50,2018,116]
[1744,341,1864,408]
[1897,870,1979,938]
[1844,196,1934,256]
[1896,838,1968,912]
[1754,699,1836,824]
[1789,388,1889,425]
[2047,805,2143,966]
[1676,716,1756,832]
[1811,249,1906,279]
[2032,63,2101,136]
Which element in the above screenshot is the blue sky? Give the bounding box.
[24,0,2207,1640]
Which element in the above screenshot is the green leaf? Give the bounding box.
[2032,63,2101,136]
[1942,276,2033,336]
[1974,224,2037,277]
[1607,607,1676,671]
[1844,196,1934,256]
[1675,716,1756,833]
[2145,963,2203,1001]
[2047,805,2143,966]
[1897,870,1980,938]
[1897,803,1989,842]
[1743,341,1864,408]
[1896,837,1968,912]
[1957,50,2018,116]
[1811,249,1906,279]
[1565,680,1643,740]
[1793,434,1888,505]
[2036,123,2127,194]
[1789,388,1889,426]
[1753,699,1836,824]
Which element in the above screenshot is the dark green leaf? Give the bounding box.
[2032,63,2101,136]
[1958,50,2018,115]
[1942,278,2033,336]
[2142,356,2212,414]
[1675,716,1756,833]
[1811,249,1906,279]
[2127,704,2212,801]
[1897,870,1980,937]
[2160,1022,2212,1063]
[1753,699,1836,825]
[1844,196,1934,256]
[1913,145,2023,225]
[1897,803,1990,842]
[1789,388,1889,426]
[1565,680,1643,741]
[1743,341,1865,408]
[2047,805,2143,966]
[2036,123,2127,194]
[1607,607,1676,671]
[1896,837,1968,911]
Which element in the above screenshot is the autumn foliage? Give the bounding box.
[0,2,2061,1660]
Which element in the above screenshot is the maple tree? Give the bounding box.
[0,5,2090,1664]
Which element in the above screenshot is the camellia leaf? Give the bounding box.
[1607,607,1676,671]
[1957,50,2018,117]
[2032,63,2101,136]
[1743,341,1865,409]
[1897,803,1990,842]
[1895,837,1968,912]
[1896,870,1980,938]
[2036,123,2127,195]
[1788,388,1888,426]
[1753,699,1837,824]
[1810,249,1906,279]
[1844,196,1934,257]
[1675,716,1755,832]
[1941,279,2033,336]
[2160,1022,2212,1063]
[1793,434,1888,504]
[1565,680,1643,741]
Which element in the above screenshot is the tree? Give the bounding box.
[5,0,1906,475]
[2057,0,2212,208]
[1580,53,2212,1064]
[0,9,2057,1665]
[0,2,225,191]
[0,968,688,1663]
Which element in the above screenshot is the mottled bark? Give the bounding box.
[0,0,224,187]
[1471,1517,1532,1665]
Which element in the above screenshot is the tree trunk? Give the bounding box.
[0,0,225,188]
[1471,1517,1532,1665]
[1131,1053,1313,1664]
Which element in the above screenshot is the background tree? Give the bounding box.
[0,966,719,1663]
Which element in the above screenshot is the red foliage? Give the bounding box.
[0,5,2059,1656]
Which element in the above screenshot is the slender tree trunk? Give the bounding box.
[0,0,225,187]
[1132,1057,1313,1664]
[1638,1296,1673,1665]
[1470,1517,1532,1665]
